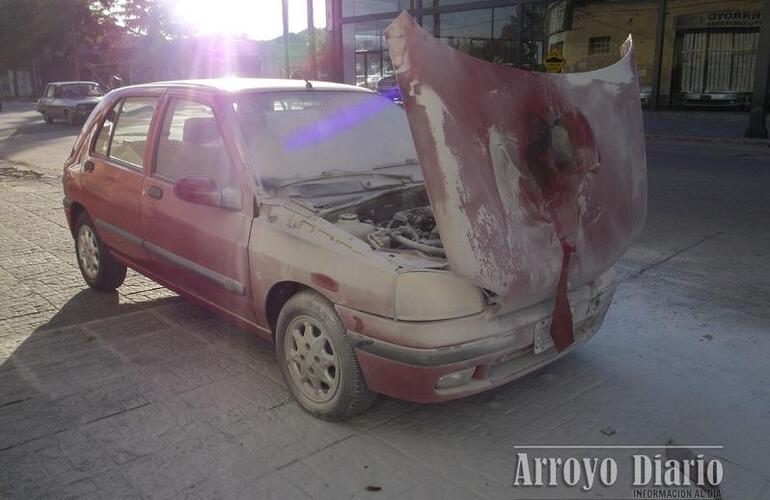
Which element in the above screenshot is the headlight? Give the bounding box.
[394,271,484,321]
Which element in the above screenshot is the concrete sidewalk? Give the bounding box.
[1,140,770,499]
[644,110,770,145]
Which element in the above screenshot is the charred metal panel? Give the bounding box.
[385,13,646,351]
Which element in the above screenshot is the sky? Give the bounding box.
[171,0,327,41]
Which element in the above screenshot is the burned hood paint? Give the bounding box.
[385,13,646,351]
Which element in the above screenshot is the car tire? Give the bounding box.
[276,290,377,420]
[65,110,76,126]
[74,213,127,291]
[43,112,53,124]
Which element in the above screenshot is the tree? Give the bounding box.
[0,0,119,92]
[120,0,187,39]
[117,0,191,82]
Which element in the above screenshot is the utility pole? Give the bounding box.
[330,0,343,82]
[649,0,666,110]
[307,0,317,79]
[746,0,770,138]
[282,0,290,78]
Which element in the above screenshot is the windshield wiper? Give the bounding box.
[372,158,419,170]
[277,169,414,189]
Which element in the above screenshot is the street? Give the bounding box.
[0,101,77,176]
[1,103,769,499]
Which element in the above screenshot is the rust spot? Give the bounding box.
[311,273,339,292]
[550,239,575,352]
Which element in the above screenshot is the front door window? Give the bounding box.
[154,98,233,189]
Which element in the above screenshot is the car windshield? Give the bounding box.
[233,90,420,193]
[61,83,102,98]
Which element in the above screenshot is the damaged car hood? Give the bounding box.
[385,13,646,351]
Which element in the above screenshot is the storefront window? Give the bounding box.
[343,0,410,17]
[493,6,518,66]
[420,0,471,7]
[342,19,394,88]
[420,7,518,66]
[435,9,494,61]
[421,15,435,36]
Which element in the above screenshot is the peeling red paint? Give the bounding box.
[385,13,646,351]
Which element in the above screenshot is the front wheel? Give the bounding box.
[276,290,376,420]
[74,213,127,291]
[43,112,53,124]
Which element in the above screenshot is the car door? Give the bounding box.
[141,91,256,323]
[50,85,68,118]
[39,85,54,115]
[80,94,159,264]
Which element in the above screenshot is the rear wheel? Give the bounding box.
[276,290,376,420]
[74,213,126,291]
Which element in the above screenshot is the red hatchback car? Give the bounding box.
[63,77,637,420]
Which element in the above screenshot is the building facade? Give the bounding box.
[326,0,766,109]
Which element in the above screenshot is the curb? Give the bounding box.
[645,134,770,146]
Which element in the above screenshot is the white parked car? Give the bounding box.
[35,81,104,125]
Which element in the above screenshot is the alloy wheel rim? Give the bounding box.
[284,315,340,403]
[77,225,100,280]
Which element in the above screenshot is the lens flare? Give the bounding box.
[171,0,325,40]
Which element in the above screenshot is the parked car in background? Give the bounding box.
[356,74,381,89]
[375,74,401,102]
[679,91,750,110]
[35,81,104,125]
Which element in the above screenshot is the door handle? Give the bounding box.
[146,185,163,200]
[83,160,95,173]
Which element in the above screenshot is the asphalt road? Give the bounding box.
[1,101,769,499]
[0,100,78,175]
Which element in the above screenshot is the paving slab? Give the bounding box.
[0,140,769,499]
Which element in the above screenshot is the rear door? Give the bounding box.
[50,85,69,118]
[141,90,256,323]
[81,94,160,264]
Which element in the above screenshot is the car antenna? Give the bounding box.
[305,79,313,89]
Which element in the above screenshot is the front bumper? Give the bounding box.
[75,105,96,117]
[336,272,616,403]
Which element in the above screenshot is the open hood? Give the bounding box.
[385,13,646,351]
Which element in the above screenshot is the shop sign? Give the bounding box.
[677,10,761,30]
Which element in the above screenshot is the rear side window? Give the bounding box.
[93,96,158,168]
[93,103,118,156]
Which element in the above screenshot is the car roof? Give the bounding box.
[115,78,372,95]
[48,81,100,86]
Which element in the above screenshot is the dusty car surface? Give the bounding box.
[63,49,644,418]
[36,81,104,125]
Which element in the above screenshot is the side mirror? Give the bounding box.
[174,176,222,207]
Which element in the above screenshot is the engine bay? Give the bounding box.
[324,186,445,259]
